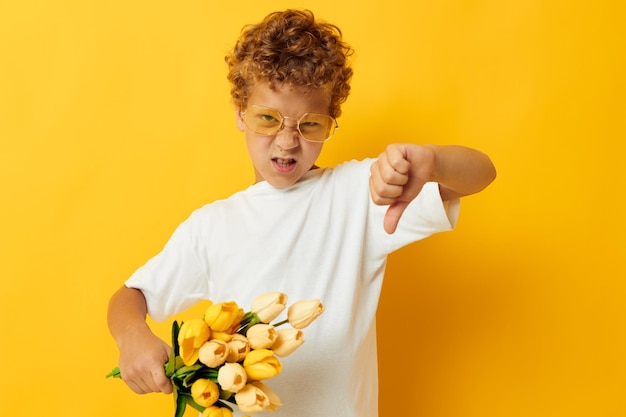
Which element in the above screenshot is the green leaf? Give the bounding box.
[166,321,181,377]
[193,368,219,381]
[174,387,187,417]
[172,321,181,357]
[185,395,206,413]
[219,390,233,401]
[105,367,121,379]
[171,376,187,391]
[173,363,203,378]
[182,371,200,388]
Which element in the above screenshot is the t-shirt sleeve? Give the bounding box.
[124,212,210,322]
[411,181,460,230]
[378,181,460,253]
[335,159,459,255]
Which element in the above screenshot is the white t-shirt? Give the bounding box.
[126,159,459,417]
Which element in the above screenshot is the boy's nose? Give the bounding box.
[275,122,300,150]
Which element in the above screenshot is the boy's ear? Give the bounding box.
[235,108,245,132]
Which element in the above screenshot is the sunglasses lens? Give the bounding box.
[298,113,336,142]
[242,105,337,142]
[242,106,282,135]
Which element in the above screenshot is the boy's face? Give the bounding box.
[235,82,332,188]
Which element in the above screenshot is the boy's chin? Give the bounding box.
[265,177,299,189]
[255,165,319,188]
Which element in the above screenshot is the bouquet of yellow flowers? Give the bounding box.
[107,292,324,417]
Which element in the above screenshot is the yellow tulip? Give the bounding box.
[177,318,211,366]
[201,406,233,417]
[198,339,229,368]
[246,324,277,350]
[191,378,220,408]
[271,328,304,357]
[204,301,244,332]
[233,383,270,413]
[234,381,282,413]
[210,330,234,342]
[243,349,282,380]
[217,362,247,393]
[250,292,287,323]
[287,299,324,329]
[225,333,250,363]
[251,381,282,411]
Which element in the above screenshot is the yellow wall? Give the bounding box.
[1,1,624,416]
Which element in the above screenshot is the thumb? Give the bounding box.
[384,201,409,234]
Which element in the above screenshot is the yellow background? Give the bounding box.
[1,1,624,416]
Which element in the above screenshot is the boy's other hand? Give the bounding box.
[117,328,173,395]
[369,144,435,234]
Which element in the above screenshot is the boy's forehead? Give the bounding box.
[251,81,330,98]
[247,81,332,112]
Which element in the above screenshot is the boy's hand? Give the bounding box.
[369,144,435,234]
[116,327,173,395]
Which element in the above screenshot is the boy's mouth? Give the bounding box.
[273,157,296,172]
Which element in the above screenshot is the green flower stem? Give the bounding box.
[106,361,216,383]
[106,363,173,380]
[272,318,289,327]
[237,312,261,335]
[215,400,235,411]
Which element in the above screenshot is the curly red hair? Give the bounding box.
[225,9,353,118]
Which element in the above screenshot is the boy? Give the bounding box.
[107,9,496,417]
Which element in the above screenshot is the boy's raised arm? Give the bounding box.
[107,286,173,394]
[369,143,496,234]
